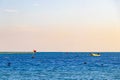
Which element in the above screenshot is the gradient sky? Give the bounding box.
[0,0,120,52]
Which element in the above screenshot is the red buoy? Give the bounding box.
[33,49,36,53]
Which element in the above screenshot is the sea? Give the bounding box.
[0,52,120,80]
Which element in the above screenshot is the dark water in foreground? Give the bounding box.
[0,52,120,80]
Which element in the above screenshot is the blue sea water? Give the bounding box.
[0,52,120,80]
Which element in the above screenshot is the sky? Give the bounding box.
[0,0,120,52]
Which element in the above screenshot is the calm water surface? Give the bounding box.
[0,52,120,80]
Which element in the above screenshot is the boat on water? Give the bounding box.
[90,53,101,56]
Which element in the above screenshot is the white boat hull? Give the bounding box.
[90,53,101,56]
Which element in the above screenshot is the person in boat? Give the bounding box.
[97,53,100,55]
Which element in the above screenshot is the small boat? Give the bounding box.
[90,53,101,56]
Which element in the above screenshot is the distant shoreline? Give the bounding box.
[0,52,120,54]
[0,52,33,54]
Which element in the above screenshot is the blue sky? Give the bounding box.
[0,0,119,27]
[0,0,120,51]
